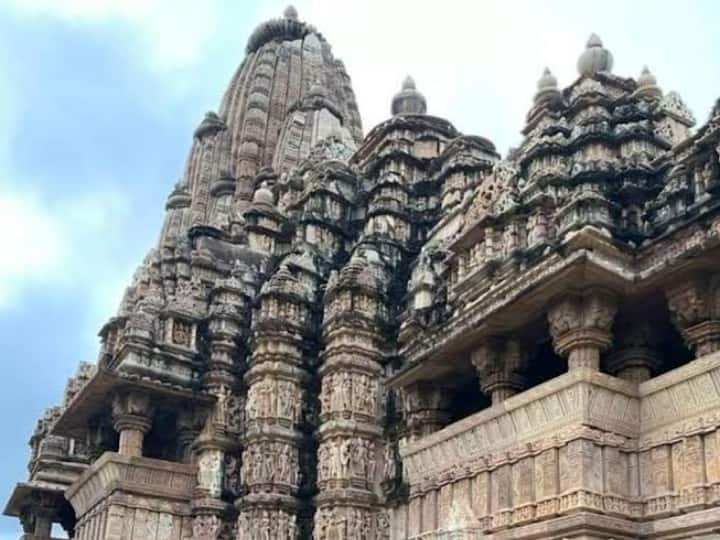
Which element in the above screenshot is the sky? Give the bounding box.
[0,0,718,537]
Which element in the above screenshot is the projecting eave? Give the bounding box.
[352,114,460,165]
[390,220,720,389]
[4,482,65,518]
[52,368,214,441]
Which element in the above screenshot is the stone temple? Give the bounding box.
[7,6,720,540]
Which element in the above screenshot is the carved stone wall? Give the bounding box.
[66,453,194,540]
[396,352,720,539]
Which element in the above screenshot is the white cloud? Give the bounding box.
[0,191,68,307]
[3,0,231,69]
[0,185,132,315]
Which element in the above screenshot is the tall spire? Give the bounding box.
[577,33,613,76]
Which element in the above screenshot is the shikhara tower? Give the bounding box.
[6,7,720,540]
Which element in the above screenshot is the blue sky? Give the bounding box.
[0,1,718,537]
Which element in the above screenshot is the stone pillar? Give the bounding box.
[111,391,154,457]
[191,279,248,540]
[177,405,203,464]
[315,259,391,540]
[401,382,451,439]
[238,267,310,539]
[471,337,527,404]
[547,289,617,370]
[666,275,720,357]
[606,319,660,383]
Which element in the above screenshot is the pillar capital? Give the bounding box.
[666,275,720,357]
[548,288,618,370]
[471,337,527,403]
[606,319,661,382]
[111,391,154,456]
[401,382,451,439]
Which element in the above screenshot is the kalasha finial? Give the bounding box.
[402,75,416,91]
[534,67,561,105]
[284,5,298,20]
[587,33,603,48]
[537,67,558,92]
[391,75,427,116]
[577,33,613,76]
[635,65,662,100]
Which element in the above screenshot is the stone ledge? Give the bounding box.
[400,368,638,477]
[66,453,194,517]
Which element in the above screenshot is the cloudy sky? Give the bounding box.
[0,0,718,537]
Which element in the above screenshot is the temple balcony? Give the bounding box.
[66,452,195,540]
[393,351,720,540]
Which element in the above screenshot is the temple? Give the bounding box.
[6,7,720,540]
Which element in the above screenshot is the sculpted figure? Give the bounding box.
[366,440,377,482]
[351,440,364,477]
[341,372,352,411]
[318,445,329,480]
[320,381,331,414]
[340,439,352,477]
[237,514,248,540]
[331,374,342,411]
[277,512,288,539]
[259,512,270,540]
[278,445,290,483]
[289,450,299,486]
[330,442,340,477]
[289,515,297,540]
[334,513,347,540]
[383,443,397,480]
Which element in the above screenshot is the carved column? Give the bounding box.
[548,289,617,370]
[238,266,311,540]
[177,405,204,463]
[606,319,661,382]
[191,277,248,540]
[315,259,389,540]
[666,275,720,357]
[111,391,154,457]
[400,382,451,439]
[471,337,527,404]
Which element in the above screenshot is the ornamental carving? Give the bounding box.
[666,275,720,356]
[471,338,527,403]
[319,371,378,419]
[318,437,377,487]
[242,441,299,489]
[547,289,617,369]
[192,514,222,540]
[246,378,300,424]
[238,509,297,540]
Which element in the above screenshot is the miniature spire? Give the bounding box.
[577,33,613,76]
[635,66,662,100]
[252,181,275,206]
[284,5,299,20]
[391,75,427,116]
[534,67,561,105]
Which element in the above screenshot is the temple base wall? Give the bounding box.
[66,453,194,540]
[396,352,720,539]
